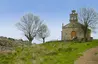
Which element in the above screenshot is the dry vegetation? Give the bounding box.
[0,37,98,64]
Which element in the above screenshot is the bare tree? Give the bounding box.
[78,8,98,41]
[16,13,42,43]
[37,24,50,43]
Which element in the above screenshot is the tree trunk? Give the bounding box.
[28,38,33,44]
[84,32,87,42]
[28,40,32,44]
[43,38,45,43]
[25,33,34,44]
[83,27,87,42]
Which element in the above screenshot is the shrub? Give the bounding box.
[45,51,58,55]
[8,38,15,41]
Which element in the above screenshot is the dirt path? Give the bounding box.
[74,46,98,64]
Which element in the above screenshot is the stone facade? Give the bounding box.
[61,10,91,41]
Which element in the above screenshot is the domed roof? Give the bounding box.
[63,22,83,28]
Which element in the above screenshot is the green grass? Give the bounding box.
[0,40,98,64]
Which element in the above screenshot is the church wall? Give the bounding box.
[76,28,84,39]
[62,27,84,40]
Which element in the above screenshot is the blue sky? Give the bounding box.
[0,0,98,43]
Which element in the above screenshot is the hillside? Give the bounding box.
[0,40,98,64]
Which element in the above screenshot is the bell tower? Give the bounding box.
[70,10,78,23]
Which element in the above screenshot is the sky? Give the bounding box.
[0,0,98,43]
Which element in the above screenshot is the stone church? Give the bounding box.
[61,10,91,41]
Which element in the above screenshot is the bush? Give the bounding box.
[0,39,13,47]
[8,38,15,41]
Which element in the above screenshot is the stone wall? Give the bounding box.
[62,27,84,40]
[62,27,91,41]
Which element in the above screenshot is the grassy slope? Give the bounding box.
[0,40,98,64]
